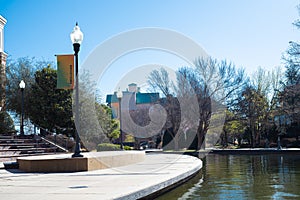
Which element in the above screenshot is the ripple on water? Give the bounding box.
[155,154,300,200]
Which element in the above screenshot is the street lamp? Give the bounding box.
[19,80,25,136]
[117,88,123,150]
[70,22,83,158]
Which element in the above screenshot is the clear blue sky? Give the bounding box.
[0,0,299,96]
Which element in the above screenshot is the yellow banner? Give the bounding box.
[56,55,74,89]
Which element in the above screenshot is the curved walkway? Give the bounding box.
[0,153,201,200]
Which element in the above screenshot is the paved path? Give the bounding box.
[0,153,201,200]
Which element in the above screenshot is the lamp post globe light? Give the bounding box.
[117,88,124,150]
[70,23,83,158]
[19,80,25,136]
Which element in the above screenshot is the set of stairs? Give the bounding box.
[0,135,68,160]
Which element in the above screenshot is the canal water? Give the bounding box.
[156,154,300,200]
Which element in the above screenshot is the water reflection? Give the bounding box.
[156,154,300,200]
[178,175,204,200]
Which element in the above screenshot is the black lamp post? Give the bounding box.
[117,88,124,150]
[70,22,83,158]
[19,80,25,136]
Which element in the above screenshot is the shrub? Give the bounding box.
[97,143,132,151]
[97,143,120,151]
[0,111,15,135]
[124,145,132,150]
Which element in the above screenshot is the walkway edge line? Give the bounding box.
[115,155,202,200]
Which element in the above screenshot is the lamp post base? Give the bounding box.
[72,141,83,158]
[72,153,84,158]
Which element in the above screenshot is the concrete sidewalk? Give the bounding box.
[0,153,202,200]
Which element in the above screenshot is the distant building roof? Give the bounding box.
[106,92,159,105]
[105,94,115,104]
[136,93,159,104]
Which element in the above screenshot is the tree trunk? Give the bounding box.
[223,130,228,147]
[0,53,7,112]
[197,122,203,150]
[197,121,207,150]
[174,133,179,151]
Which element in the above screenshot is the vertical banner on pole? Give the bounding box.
[56,54,74,89]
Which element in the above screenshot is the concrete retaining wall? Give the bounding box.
[17,151,145,172]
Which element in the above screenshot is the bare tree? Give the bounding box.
[147,67,183,150]
[176,66,211,150]
[148,67,173,96]
[189,57,246,149]
[147,57,246,150]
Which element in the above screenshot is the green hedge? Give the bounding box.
[0,111,15,135]
[123,145,132,150]
[97,143,132,151]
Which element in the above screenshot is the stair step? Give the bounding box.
[25,150,45,154]
[0,136,14,140]
[0,147,57,152]
[0,139,36,143]
[0,143,48,147]
[0,135,68,160]
[0,152,21,157]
